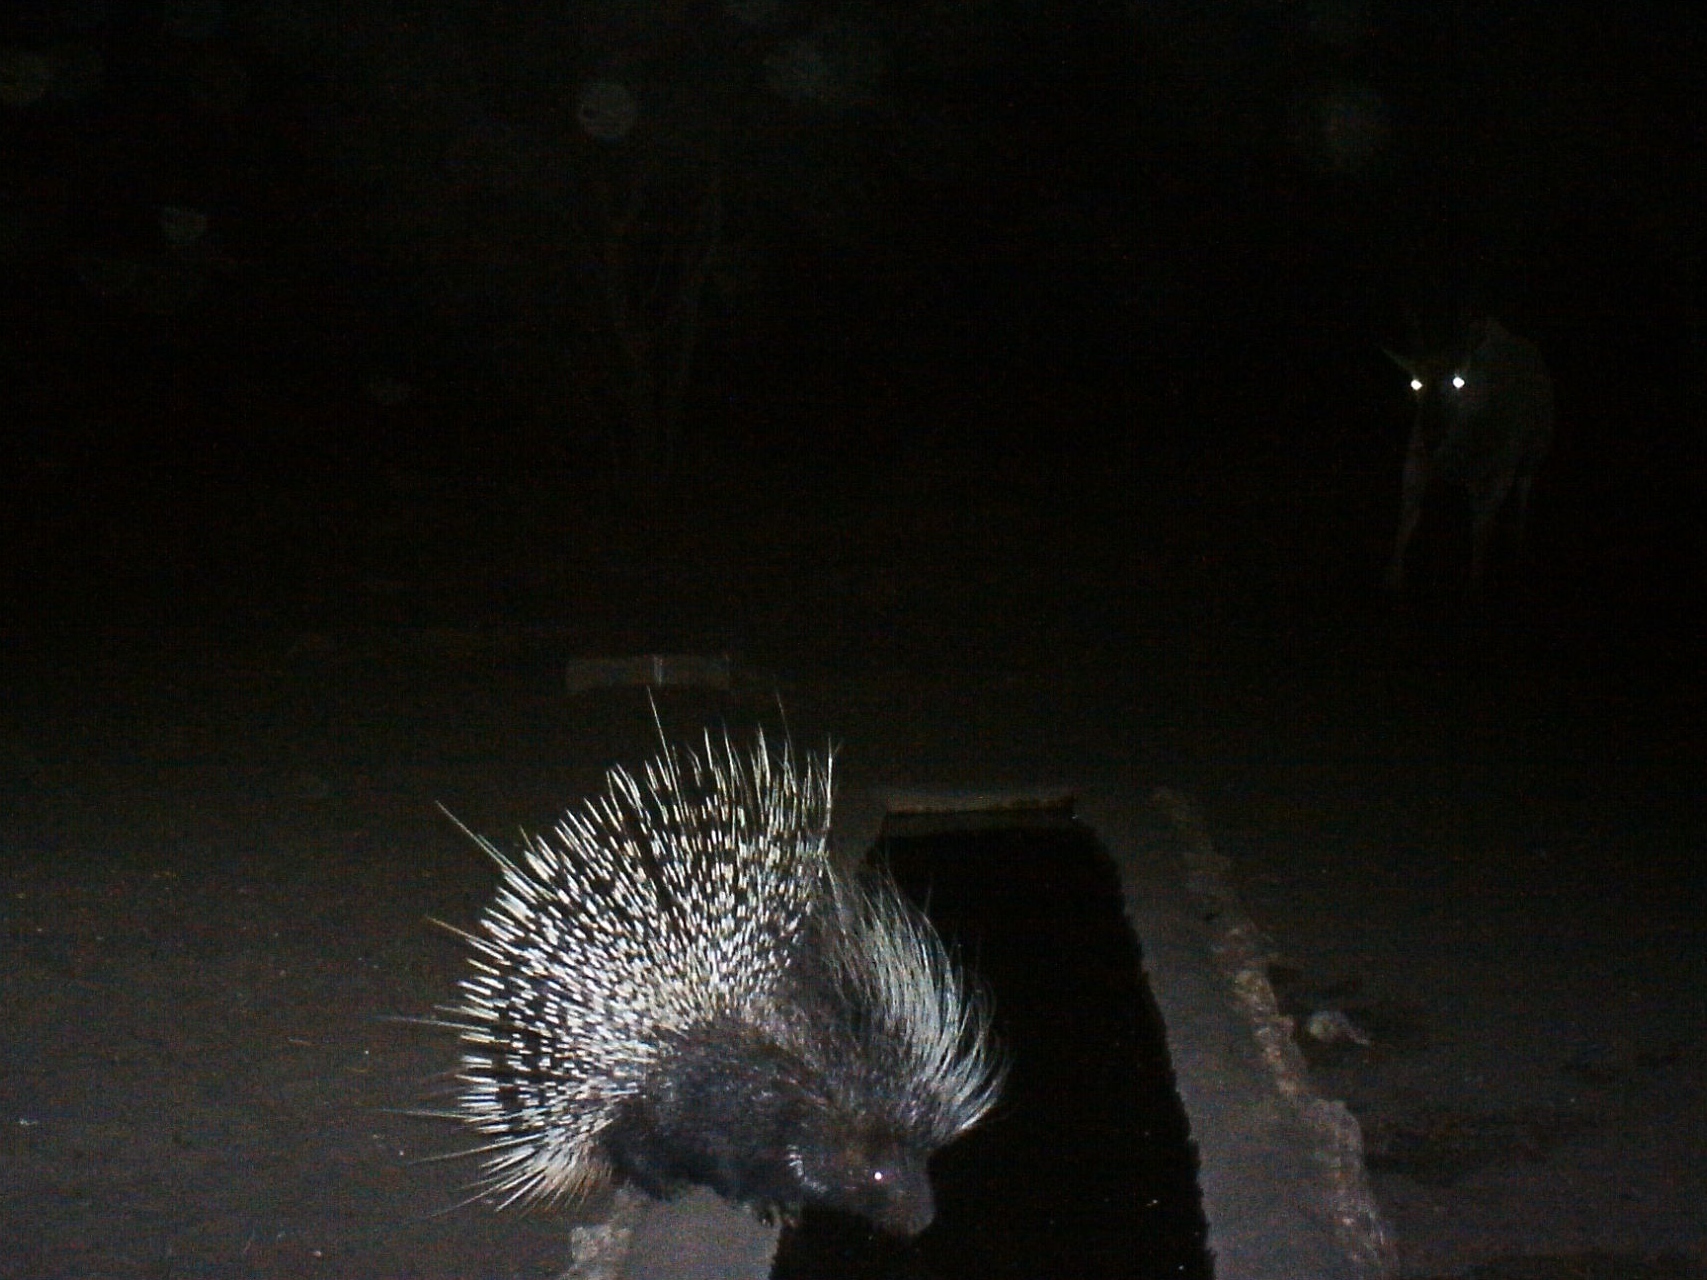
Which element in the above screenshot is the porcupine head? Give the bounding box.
[447,730,1003,1238]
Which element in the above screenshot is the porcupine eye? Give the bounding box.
[806,1140,937,1237]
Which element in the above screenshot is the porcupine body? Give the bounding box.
[445,730,1002,1237]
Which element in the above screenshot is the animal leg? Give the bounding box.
[1510,474,1535,568]
[1385,449,1428,593]
[1467,483,1510,592]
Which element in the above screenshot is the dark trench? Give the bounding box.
[773,817,1211,1280]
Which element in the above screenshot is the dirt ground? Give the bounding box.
[2,378,1704,1278]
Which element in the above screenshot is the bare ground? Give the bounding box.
[2,380,1704,1278]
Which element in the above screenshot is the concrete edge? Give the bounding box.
[1081,785,1396,1280]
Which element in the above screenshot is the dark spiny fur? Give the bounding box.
[439,730,1001,1237]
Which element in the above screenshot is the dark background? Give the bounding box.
[2,0,1702,652]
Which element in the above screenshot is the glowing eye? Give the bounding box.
[1410,378,1423,392]
[1451,375,1465,389]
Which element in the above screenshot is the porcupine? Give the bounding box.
[441,729,1002,1238]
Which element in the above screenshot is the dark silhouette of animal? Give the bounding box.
[1383,317,1555,592]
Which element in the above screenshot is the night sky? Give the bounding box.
[2,0,1703,639]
